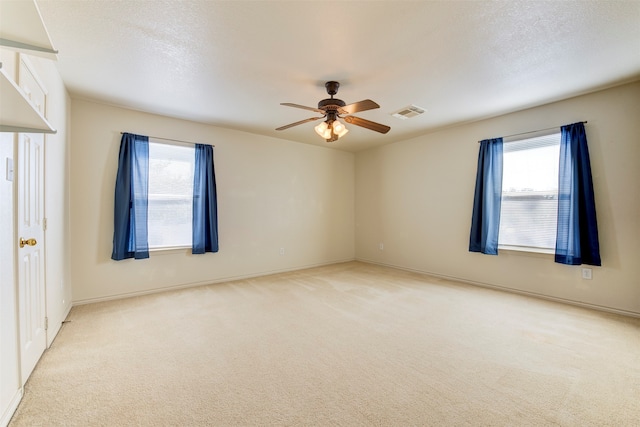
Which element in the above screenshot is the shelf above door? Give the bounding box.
[0,66,56,134]
[0,0,58,59]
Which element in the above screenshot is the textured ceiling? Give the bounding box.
[37,0,640,152]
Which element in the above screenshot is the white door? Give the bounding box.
[17,132,47,385]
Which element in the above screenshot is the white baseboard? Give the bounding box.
[357,258,640,319]
[72,258,356,306]
[1,387,23,427]
[72,257,639,318]
[47,301,73,348]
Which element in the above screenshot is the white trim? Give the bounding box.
[148,246,190,254]
[71,258,356,306]
[0,387,23,427]
[46,301,72,349]
[148,137,196,149]
[498,245,555,256]
[503,128,560,144]
[356,258,640,319]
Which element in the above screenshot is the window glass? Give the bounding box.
[499,133,560,250]
[147,142,194,249]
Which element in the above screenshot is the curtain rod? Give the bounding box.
[477,121,587,143]
[120,132,214,147]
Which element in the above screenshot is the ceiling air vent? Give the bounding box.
[391,105,426,120]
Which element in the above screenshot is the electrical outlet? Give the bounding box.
[279,247,285,256]
[379,243,384,250]
[581,268,592,280]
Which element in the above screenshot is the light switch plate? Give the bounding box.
[6,158,13,181]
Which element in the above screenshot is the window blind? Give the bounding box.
[147,141,195,248]
[499,133,560,250]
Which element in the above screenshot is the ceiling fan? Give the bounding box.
[276,81,390,142]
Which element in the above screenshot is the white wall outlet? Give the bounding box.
[379,243,384,250]
[279,247,285,256]
[582,268,592,280]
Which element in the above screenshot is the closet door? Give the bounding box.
[17,132,47,384]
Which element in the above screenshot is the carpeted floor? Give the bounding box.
[9,261,640,426]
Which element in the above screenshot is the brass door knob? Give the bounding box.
[19,238,37,248]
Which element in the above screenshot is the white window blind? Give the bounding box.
[499,132,560,250]
[147,142,195,249]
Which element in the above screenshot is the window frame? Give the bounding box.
[146,139,195,252]
[497,130,561,255]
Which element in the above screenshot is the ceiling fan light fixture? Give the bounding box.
[332,120,348,137]
[314,121,329,138]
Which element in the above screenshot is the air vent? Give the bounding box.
[391,105,426,120]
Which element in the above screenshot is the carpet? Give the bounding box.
[10,261,640,426]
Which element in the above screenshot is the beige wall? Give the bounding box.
[355,81,640,315]
[69,100,355,303]
[68,82,640,314]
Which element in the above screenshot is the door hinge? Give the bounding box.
[44,317,48,331]
[43,218,47,231]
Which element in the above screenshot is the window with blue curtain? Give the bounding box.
[469,138,503,255]
[192,143,219,254]
[469,122,601,266]
[112,132,149,260]
[112,133,218,260]
[555,122,601,266]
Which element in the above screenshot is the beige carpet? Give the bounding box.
[10,261,640,426]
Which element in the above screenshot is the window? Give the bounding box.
[112,132,218,260]
[147,141,195,249]
[498,132,560,251]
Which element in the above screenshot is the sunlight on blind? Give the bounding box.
[499,133,560,250]
[147,142,194,248]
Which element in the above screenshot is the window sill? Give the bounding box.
[498,245,554,258]
[149,246,190,255]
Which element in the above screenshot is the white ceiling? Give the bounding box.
[37,0,640,152]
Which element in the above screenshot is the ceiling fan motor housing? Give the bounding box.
[318,98,346,116]
[318,81,345,122]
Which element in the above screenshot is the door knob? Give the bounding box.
[19,238,37,248]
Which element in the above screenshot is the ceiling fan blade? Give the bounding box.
[344,115,390,134]
[281,103,324,114]
[276,116,323,131]
[339,99,380,115]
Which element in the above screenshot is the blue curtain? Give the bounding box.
[555,123,601,266]
[469,138,503,255]
[111,133,149,260]
[192,144,219,254]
